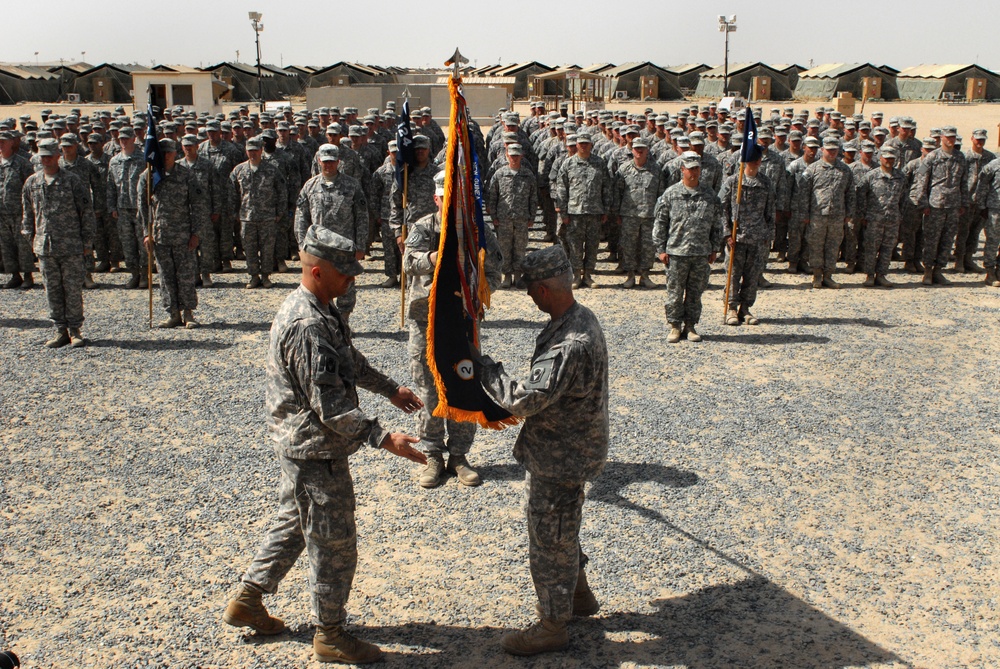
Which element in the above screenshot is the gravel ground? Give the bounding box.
[1,229,998,669]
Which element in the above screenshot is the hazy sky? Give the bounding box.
[6,0,998,72]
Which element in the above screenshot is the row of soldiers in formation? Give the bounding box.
[4,101,1000,346]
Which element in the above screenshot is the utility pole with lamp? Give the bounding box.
[249,12,265,112]
[718,15,737,95]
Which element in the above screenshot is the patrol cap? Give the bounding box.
[930,127,942,138]
[973,128,988,140]
[899,118,915,130]
[180,134,199,146]
[301,226,364,277]
[520,244,572,284]
[631,139,649,149]
[0,130,15,141]
[245,137,263,151]
[676,136,691,148]
[433,170,445,196]
[843,141,858,154]
[260,129,278,139]
[506,143,524,156]
[861,140,876,153]
[680,151,701,168]
[775,127,788,137]
[118,126,136,138]
[688,131,706,146]
[941,126,958,137]
[206,120,221,131]
[348,125,363,137]
[157,138,176,153]
[86,132,104,144]
[576,134,592,144]
[757,127,774,140]
[317,143,340,161]
[822,137,841,150]
[58,133,80,147]
[888,117,899,127]
[276,121,290,130]
[872,127,888,137]
[325,124,342,135]
[871,112,884,119]
[804,136,822,148]
[413,134,431,149]
[879,145,898,159]
[565,134,577,146]
[921,137,937,149]
[37,138,60,156]
[387,140,397,151]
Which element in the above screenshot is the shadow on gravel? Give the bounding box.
[205,321,271,332]
[245,576,904,668]
[0,318,51,329]
[353,330,408,342]
[766,316,894,329]
[89,339,232,351]
[482,318,543,329]
[707,333,831,344]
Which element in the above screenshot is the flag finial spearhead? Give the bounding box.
[445,48,468,80]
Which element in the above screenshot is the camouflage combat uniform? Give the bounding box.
[899,156,925,264]
[553,154,611,274]
[402,211,500,458]
[138,164,208,315]
[84,149,119,267]
[295,172,368,317]
[241,285,401,627]
[0,152,35,276]
[611,159,665,273]
[720,172,775,312]
[370,160,400,278]
[955,146,995,265]
[21,168,95,330]
[198,142,236,263]
[230,159,287,278]
[799,158,855,275]
[389,162,440,240]
[856,166,907,277]
[653,182,724,326]
[180,154,224,274]
[486,164,538,275]
[974,157,1000,271]
[478,301,608,623]
[107,148,147,272]
[910,148,968,270]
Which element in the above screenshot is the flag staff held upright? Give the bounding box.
[723,108,760,324]
[396,91,416,328]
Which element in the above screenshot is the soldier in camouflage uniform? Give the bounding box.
[475,245,608,657]
[57,133,103,289]
[294,144,368,322]
[910,126,968,286]
[21,138,95,348]
[653,152,724,343]
[610,139,665,288]
[179,135,223,287]
[553,134,611,288]
[0,129,37,289]
[974,151,1000,287]
[107,126,147,288]
[402,172,501,489]
[260,129,300,274]
[198,122,238,270]
[370,141,400,287]
[798,136,855,288]
[856,145,907,288]
[389,134,439,249]
[954,128,995,272]
[138,139,207,329]
[224,226,425,665]
[230,136,286,289]
[721,155,775,325]
[844,141,879,273]
[486,143,538,288]
[84,131,119,274]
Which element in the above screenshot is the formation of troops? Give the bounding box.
[4,98,999,663]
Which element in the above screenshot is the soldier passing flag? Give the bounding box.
[143,98,164,328]
[396,98,417,326]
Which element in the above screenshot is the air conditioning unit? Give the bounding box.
[67,93,81,103]
[614,91,628,100]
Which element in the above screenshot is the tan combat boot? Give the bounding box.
[201,272,214,288]
[222,584,286,635]
[68,328,86,348]
[622,272,635,289]
[822,273,841,289]
[261,275,273,289]
[985,269,1000,287]
[126,272,140,289]
[875,275,894,288]
[314,625,382,664]
[246,274,261,289]
[573,567,601,616]
[501,273,513,289]
[932,267,951,285]
[447,454,481,487]
[640,272,656,288]
[683,324,702,342]
[183,309,198,329]
[45,329,70,349]
[21,272,34,289]
[863,274,876,287]
[419,453,445,488]
[582,272,595,288]
[83,272,97,289]
[571,271,583,289]
[138,275,148,289]
[667,324,682,343]
[922,266,934,286]
[811,270,823,289]
[501,618,569,656]
[726,308,741,326]
[158,310,183,328]
[276,260,289,273]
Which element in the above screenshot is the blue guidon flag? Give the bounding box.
[395,99,417,188]
[739,108,762,163]
[143,101,165,190]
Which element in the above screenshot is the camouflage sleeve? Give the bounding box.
[652,193,670,255]
[189,174,209,238]
[708,194,724,250]
[910,159,930,209]
[88,164,106,214]
[20,179,35,239]
[766,179,777,230]
[960,159,970,209]
[293,187,312,247]
[844,168,856,219]
[527,171,538,215]
[719,177,734,235]
[554,162,568,211]
[273,168,288,220]
[352,345,399,398]
[483,224,503,292]
[75,173,96,250]
[402,222,435,277]
[856,173,869,220]
[478,340,582,418]
[389,178,403,235]
[803,169,816,219]
[975,163,993,208]
[610,170,623,216]
[370,172,385,220]
[486,170,499,217]
[352,183,368,251]
[600,162,612,213]
[288,322,389,450]
[106,166,119,215]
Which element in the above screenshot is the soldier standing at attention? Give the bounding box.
[230,136,286,289]
[294,144,368,323]
[370,140,401,287]
[486,143,537,289]
[610,138,665,288]
[402,172,501,489]
[954,128,994,272]
[139,138,207,329]
[799,137,855,289]
[179,135,223,288]
[21,138,95,348]
[107,126,147,289]
[389,135,439,254]
[475,245,608,657]
[856,145,907,288]
[0,129,36,289]
[223,226,425,665]
[910,126,968,286]
[721,154,775,326]
[653,151,723,343]
[553,134,611,288]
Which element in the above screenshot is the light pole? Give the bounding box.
[718,15,737,96]
[249,12,264,112]
[34,51,39,66]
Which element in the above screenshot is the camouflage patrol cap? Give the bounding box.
[325,124,342,135]
[276,121,290,130]
[413,135,431,149]
[788,130,804,141]
[930,127,941,138]
[879,145,898,158]
[86,132,103,144]
[576,133,593,144]
[245,137,263,150]
[433,170,445,196]
[921,137,937,149]
[870,112,883,119]
[520,245,571,284]
[0,130,15,141]
[676,136,691,148]
[565,134,577,146]
[804,136,822,148]
[631,139,648,149]
[302,226,363,277]
[181,134,199,146]
[680,151,701,168]
[58,133,80,146]
[157,138,176,153]
[501,131,518,142]
[317,143,340,161]
[822,136,841,150]
[388,140,397,151]
[260,129,278,140]
[118,126,135,138]
[899,118,915,130]
[688,131,706,145]
[941,126,958,137]
[843,141,858,153]
[37,138,60,156]
[872,127,888,137]
[348,125,363,137]
[861,140,876,153]
[972,128,988,140]
[507,143,523,156]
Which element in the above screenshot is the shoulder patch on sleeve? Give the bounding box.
[525,351,560,391]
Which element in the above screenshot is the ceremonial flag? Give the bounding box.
[739,108,762,163]
[395,99,416,188]
[143,100,164,190]
[426,77,516,429]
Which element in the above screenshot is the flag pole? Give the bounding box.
[146,166,153,329]
[722,161,745,324]
[399,163,408,328]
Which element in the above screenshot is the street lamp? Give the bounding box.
[249,11,264,112]
[34,51,39,66]
[718,15,737,96]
